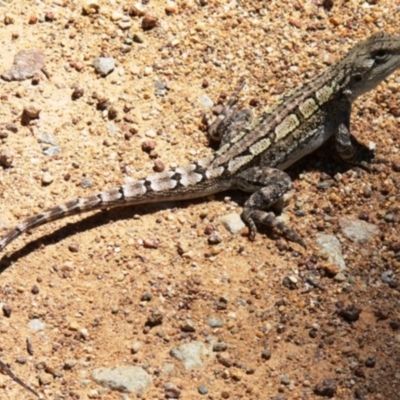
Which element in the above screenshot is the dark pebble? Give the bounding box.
[314,378,337,397]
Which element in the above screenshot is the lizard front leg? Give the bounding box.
[233,167,305,247]
[333,101,374,169]
[206,81,254,146]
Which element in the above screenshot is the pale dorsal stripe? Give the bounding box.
[298,97,318,119]
[275,114,300,141]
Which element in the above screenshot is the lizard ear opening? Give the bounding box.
[353,74,363,82]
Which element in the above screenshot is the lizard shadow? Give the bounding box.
[0,138,374,271]
[0,200,202,272]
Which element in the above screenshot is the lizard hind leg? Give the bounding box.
[233,167,306,248]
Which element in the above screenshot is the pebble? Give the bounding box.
[170,342,212,370]
[165,1,178,14]
[6,123,18,133]
[22,105,42,120]
[83,0,99,15]
[142,14,158,30]
[164,382,181,399]
[81,177,93,188]
[334,272,346,282]
[153,159,165,172]
[392,159,400,172]
[314,378,337,397]
[316,234,346,271]
[63,359,76,370]
[261,347,272,360]
[38,372,53,385]
[2,48,45,81]
[130,2,147,16]
[220,213,246,234]
[207,316,223,328]
[42,171,54,185]
[131,341,141,354]
[92,366,152,396]
[181,319,196,333]
[198,385,208,395]
[339,216,380,244]
[143,238,160,249]
[0,147,14,168]
[198,94,214,109]
[208,232,222,245]
[93,57,115,76]
[28,318,45,331]
[2,304,11,317]
[281,374,290,385]
[142,140,156,152]
[38,132,60,156]
[72,85,84,100]
[68,243,80,253]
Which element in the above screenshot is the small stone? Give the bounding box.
[83,0,99,15]
[392,159,400,172]
[2,304,12,318]
[208,232,222,245]
[339,304,361,323]
[141,140,156,153]
[131,342,141,354]
[72,85,84,100]
[146,309,163,327]
[181,320,196,333]
[212,341,227,352]
[220,213,246,234]
[68,243,80,253]
[28,318,45,332]
[142,14,158,30]
[31,285,39,294]
[92,366,152,396]
[23,105,41,119]
[60,360,76,372]
[261,347,271,360]
[108,105,118,120]
[129,2,147,16]
[365,356,376,368]
[42,172,53,185]
[363,185,372,197]
[22,105,41,125]
[153,159,165,172]
[110,11,123,21]
[5,123,18,133]
[207,317,223,328]
[164,382,181,399]
[38,372,52,385]
[281,374,290,385]
[2,48,45,82]
[0,147,14,168]
[334,272,346,282]
[93,57,115,77]
[28,15,38,24]
[81,177,93,188]
[198,385,208,395]
[165,1,178,14]
[314,378,337,397]
[45,12,55,22]
[143,238,159,249]
[4,14,15,25]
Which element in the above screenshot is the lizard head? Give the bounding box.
[344,32,400,101]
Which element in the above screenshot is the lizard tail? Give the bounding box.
[0,161,230,253]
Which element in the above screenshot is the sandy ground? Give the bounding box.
[0,0,399,399]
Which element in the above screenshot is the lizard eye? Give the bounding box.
[373,49,387,62]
